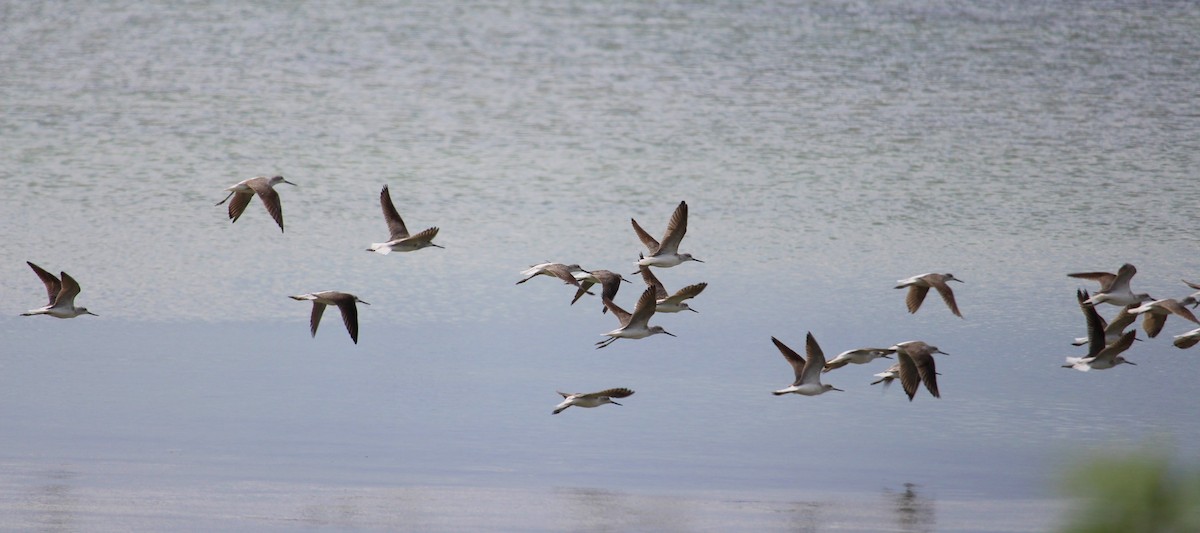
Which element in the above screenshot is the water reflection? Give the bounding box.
[557,487,691,532]
[555,487,827,532]
[32,468,79,532]
[886,482,936,533]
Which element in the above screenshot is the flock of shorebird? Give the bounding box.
[18,178,1200,414]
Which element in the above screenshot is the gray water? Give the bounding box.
[2,1,1199,531]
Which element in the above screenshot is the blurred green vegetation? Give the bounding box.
[1060,450,1200,533]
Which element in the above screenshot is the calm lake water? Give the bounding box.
[2,1,1199,531]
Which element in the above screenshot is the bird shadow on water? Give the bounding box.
[886,482,936,533]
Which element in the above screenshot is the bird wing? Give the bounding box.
[595,271,623,302]
[1142,312,1166,338]
[309,302,327,338]
[638,261,669,299]
[1184,279,1200,291]
[1107,263,1137,292]
[626,286,658,328]
[571,280,596,305]
[631,218,660,252]
[405,226,440,245]
[333,294,361,344]
[1067,271,1116,289]
[542,264,580,286]
[664,282,707,305]
[928,277,962,317]
[591,388,635,399]
[226,191,254,223]
[656,201,688,255]
[56,271,84,306]
[379,185,410,239]
[771,336,806,385]
[248,179,285,231]
[800,332,826,385]
[897,350,921,401]
[905,285,930,314]
[26,261,62,305]
[1162,299,1200,324]
[913,350,940,398]
[1175,331,1200,349]
[602,298,632,325]
[1106,304,1138,333]
[1095,330,1136,363]
[1078,290,1107,357]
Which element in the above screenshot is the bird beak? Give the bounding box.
[620,277,632,283]
[283,179,297,186]
[881,354,893,359]
[360,301,371,306]
[431,243,445,249]
[952,279,964,283]
[1126,361,1137,365]
[611,401,622,406]
[688,308,699,313]
[692,258,705,263]
[664,331,677,337]
[935,350,948,355]
[831,386,844,392]
[87,311,98,316]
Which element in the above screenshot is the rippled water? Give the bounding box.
[2,1,1199,530]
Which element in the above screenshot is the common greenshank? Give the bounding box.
[570,269,629,312]
[289,291,369,344]
[1173,327,1200,349]
[895,273,963,318]
[892,341,946,401]
[1064,290,1137,371]
[823,347,896,372]
[516,263,588,287]
[1127,297,1200,338]
[366,185,442,254]
[21,262,97,319]
[632,201,702,269]
[1077,263,1153,307]
[770,333,842,396]
[596,286,675,349]
[216,175,295,232]
[637,256,706,313]
[552,388,634,414]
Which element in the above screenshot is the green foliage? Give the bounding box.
[1060,451,1200,533]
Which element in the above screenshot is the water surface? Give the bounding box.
[2,1,1199,530]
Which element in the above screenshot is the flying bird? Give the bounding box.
[1076,263,1152,307]
[516,263,588,287]
[637,257,707,313]
[216,175,296,232]
[770,333,842,396]
[895,273,964,318]
[1127,297,1200,338]
[1064,290,1138,371]
[632,201,702,269]
[289,291,370,344]
[823,347,896,372]
[596,286,675,349]
[892,341,946,401]
[1173,327,1200,350]
[552,388,635,414]
[570,269,629,312]
[21,262,97,318]
[1071,304,1139,346]
[366,185,443,254]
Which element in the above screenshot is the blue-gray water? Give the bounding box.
[2,1,1199,531]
